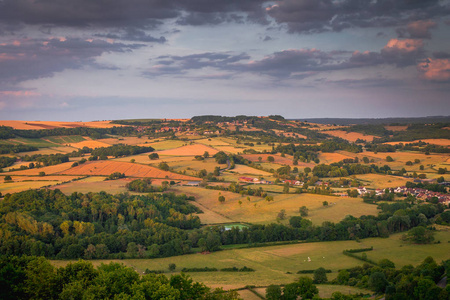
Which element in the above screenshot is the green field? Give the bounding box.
[148,139,187,150]
[51,230,450,290]
[172,186,379,225]
[0,137,58,148]
[46,135,86,144]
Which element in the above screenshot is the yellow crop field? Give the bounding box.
[16,146,78,156]
[157,144,219,156]
[50,177,131,195]
[322,130,378,142]
[228,164,272,176]
[318,152,355,164]
[70,140,111,149]
[352,174,410,189]
[147,140,187,150]
[0,180,61,194]
[168,159,221,175]
[6,162,74,175]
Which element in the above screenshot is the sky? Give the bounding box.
[0,0,450,121]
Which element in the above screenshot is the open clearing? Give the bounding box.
[173,187,378,225]
[147,140,187,150]
[156,144,219,156]
[58,160,199,180]
[227,164,272,176]
[51,177,131,195]
[51,230,450,290]
[322,130,378,142]
[351,174,410,189]
[5,162,74,175]
[318,152,355,164]
[70,140,112,149]
[0,180,62,194]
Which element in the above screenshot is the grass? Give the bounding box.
[52,176,126,194]
[51,230,450,290]
[148,140,187,151]
[0,180,62,194]
[46,135,86,144]
[172,186,378,225]
[0,138,59,148]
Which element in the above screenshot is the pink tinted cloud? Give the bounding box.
[418,58,450,82]
[383,39,423,53]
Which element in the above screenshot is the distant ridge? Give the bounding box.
[293,116,450,125]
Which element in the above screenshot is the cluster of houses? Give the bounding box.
[356,186,450,205]
[238,177,273,185]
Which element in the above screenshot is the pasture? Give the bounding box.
[173,187,378,225]
[50,230,450,291]
[156,144,219,156]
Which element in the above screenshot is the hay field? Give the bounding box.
[157,144,219,156]
[15,146,78,156]
[58,160,198,180]
[351,174,409,189]
[0,120,122,130]
[147,140,187,150]
[173,187,378,225]
[0,180,62,194]
[5,162,74,175]
[362,151,448,170]
[70,140,111,149]
[168,159,221,175]
[228,164,272,176]
[50,177,131,195]
[322,130,377,142]
[3,175,80,182]
[318,152,355,164]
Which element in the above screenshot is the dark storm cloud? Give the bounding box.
[0,37,144,85]
[95,28,166,43]
[266,0,450,34]
[0,0,267,28]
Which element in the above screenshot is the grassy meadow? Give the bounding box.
[51,230,450,290]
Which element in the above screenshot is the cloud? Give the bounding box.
[0,37,144,86]
[418,58,450,82]
[380,38,424,66]
[0,0,267,29]
[95,28,166,43]
[145,52,250,76]
[145,38,427,80]
[266,0,450,34]
[397,20,437,39]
